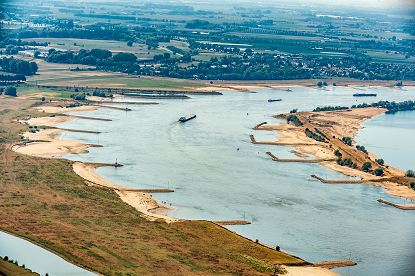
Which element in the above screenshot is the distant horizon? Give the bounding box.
[3,0,415,9]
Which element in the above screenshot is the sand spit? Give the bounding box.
[73,162,180,222]
[254,107,415,200]
[13,107,180,223]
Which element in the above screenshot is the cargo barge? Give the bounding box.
[353,93,377,97]
[179,114,196,122]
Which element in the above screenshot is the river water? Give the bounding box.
[3,86,414,276]
[0,231,96,276]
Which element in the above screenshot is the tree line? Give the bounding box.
[0,57,38,76]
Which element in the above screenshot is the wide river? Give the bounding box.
[6,86,415,276]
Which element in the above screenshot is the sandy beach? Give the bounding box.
[13,105,180,223]
[283,266,339,276]
[254,107,415,200]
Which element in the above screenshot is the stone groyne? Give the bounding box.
[311,174,369,184]
[377,199,415,210]
[266,152,325,163]
[253,122,267,129]
[313,260,357,269]
[213,220,251,226]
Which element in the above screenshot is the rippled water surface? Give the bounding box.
[5,86,414,276]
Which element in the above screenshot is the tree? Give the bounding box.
[334,149,342,157]
[317,81,323,87]
[342,137,352,146]
[41,97,45,101]
[362,162,372,172]
[374,168,383,176]
[406,170,415,177]
[323,81,327,86]
[5,86,17,96]
[30,62,38,74]
[127,41,133,47]
[34,50,41,58]
[410,182,415,190]
[375,159,384,165]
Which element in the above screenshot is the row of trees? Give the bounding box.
[0,57,38,76]
[45,48,137,67]
[305,128,326,142]
[0,74,26,82]
[351,100,415,112]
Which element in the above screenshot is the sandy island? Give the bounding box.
[254,107,415,200]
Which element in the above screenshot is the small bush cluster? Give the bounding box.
[305,128,325,142]
[314,128,328,139]
[362,162,372,172]
[336,157,357,168]
[334,149,342,157]
[356,145,368,154]
[66,102,81,108]
[70,93,86,101]
[286,115,302,126]
[342,137,352,146]
[375,159,384,165]
[406,170,414,177]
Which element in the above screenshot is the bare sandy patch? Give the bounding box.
[13,129,94,158]
[255,107,413,199]
[72,162,180,223]
[283,266,338,276]
[38,105,101,114]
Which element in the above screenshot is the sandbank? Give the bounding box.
[255,107,415,199]
[283,266,338,276]
[12,129,97,158]
[72,162,180,223]
[13,105,180,223]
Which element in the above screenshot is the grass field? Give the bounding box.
[0,98,303,276]
[0,258,39,276]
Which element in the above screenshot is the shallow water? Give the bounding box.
[9,86,415,276]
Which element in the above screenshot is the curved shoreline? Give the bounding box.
[254,107,415,200]
[13,104,180,223]
[10,102,362,276]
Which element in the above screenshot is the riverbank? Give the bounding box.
[13,104,180,223]
[8,101,348,276]
[254,107,415,200]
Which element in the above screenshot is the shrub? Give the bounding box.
[405,170,414,177]
[334,149,342,157]
[255,239,259,243]
[410,182,415,190]
[374,168,383,176]
[342,137,352,146]
[362,162,372,172]
[289,108,297,114]
[276,246,280,251]
[5,86,17,96]
[3,256,8,261]
[375,159,384,165]
[356,145,368,154]
[286,115,302,126]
